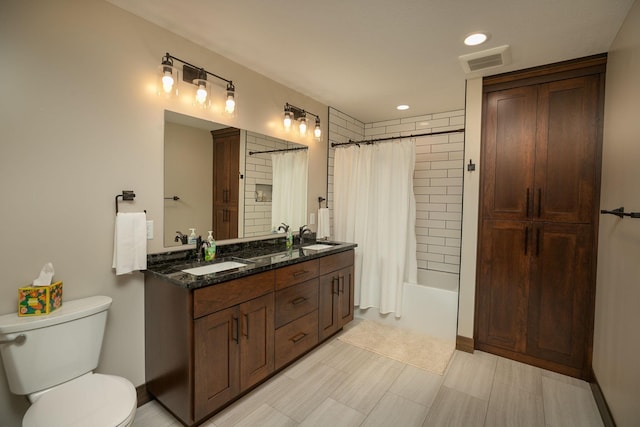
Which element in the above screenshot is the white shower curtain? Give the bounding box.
[271,149,308,231]
[334,140,417,317]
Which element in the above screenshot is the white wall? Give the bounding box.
[593,0,640,425]
[0,1,328,425]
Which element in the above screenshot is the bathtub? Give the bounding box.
[354,269,459,342]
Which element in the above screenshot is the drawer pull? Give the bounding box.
[290,332,307,344]
[232,316,239,343]
[291,296,307,306]
[293,270,309,278]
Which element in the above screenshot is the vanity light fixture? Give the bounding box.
[158,52,236,114]
[283,103,321,139]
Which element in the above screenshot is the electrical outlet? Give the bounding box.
[146,220,154,239]
[310,212,316,225]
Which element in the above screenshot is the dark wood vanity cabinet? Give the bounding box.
[476,56,605,379]
[145,249,354,426]
[318,251,355,341]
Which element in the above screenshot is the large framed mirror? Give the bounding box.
[163,110,308,247]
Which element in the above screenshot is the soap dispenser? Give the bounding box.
[286,228,293,250]
[188,228,197,245]
[205,231,216,261]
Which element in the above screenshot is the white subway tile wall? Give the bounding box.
[328,107,464,274]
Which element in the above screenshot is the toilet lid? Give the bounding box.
[23,373,136,427]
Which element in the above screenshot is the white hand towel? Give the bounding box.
[112,212,147,275]
[317,207,330,239]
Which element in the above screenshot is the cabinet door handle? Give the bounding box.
[291,296,307,306]
[524,227,529,255]
[332,278,339,295]
[290,332,307,344]
[242,313,249,338]
[526,188,530,217]
[232,316,239,343]
[536,227,540,256]
[293,270,308,278]
[537,188,542,218]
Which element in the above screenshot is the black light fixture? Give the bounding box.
[158,52,236,115]
[283,103,321,139]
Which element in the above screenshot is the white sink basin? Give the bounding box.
[182,261,248,276]
[304,244,335,251]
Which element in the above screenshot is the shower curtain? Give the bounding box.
[334,140,417,317]
[271,149,308,231]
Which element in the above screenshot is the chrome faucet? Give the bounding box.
[299,225,313,246]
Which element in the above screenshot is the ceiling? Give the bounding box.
[107,0,634,123]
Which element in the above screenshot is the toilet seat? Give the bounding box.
[23,373,137,427]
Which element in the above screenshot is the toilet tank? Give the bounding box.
[0,295,112,395]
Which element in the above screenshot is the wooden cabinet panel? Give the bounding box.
[274,259,319,290]
[476,220,531,353]
[194,307,239,420]
[275,310,319,370]
[275,278,319,328]
[482,86,537,220]
[319,250,354,275]
[239,293,274,391]
[319,263,354,342]
[527,224,592,371]
[534,76,599,224]
[193,271,274,318]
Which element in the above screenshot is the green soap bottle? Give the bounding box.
[204,231,216,261]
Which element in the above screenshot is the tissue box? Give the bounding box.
[18,281,63,316]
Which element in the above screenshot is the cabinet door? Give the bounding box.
[318,272,340,341]
[337,266,354,327]
[534,76,599,223]
[239,293,274,391]
[194,306,240,419]
[213,206,238,241]
[476,220,531,354]
[527,223,593,375]
[482,86,537,220]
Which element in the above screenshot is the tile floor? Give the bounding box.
[133,326,604,427]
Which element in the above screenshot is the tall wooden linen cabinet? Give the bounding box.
[211,128,240,240]
[475,55,606,380]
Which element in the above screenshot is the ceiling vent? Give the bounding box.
[459,45,511,74]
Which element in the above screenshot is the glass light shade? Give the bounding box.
[193,79,210,108]
[314,121,321,139]
[157,64,179,97]
[283,111,293,130]
[225,90,236,114]
[299,117,307,136]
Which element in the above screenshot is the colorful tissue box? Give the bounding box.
[18,281,63,316]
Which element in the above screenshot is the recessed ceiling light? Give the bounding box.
[464,32,489,46]
[397,104,410,111]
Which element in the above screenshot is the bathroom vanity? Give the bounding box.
[143,239,355,426]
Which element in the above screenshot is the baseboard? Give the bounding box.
[590,370,616,427]
[136,383,153,407]
[456,335,474,353]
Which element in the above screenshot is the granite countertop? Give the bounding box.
[145,236,357,290]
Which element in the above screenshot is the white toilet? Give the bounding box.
[0,295,137,427]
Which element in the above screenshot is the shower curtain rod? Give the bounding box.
[331,128,465,148]
[248,146,308,156]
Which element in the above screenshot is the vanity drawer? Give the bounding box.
[193,271,274,318]
[274,259,319,290]
[275,310,319,370]
[319,250,354,275]
[275,279,319,328]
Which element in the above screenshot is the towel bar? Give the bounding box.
[600,207,640,218]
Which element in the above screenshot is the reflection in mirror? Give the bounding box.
[163,110,308,247]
